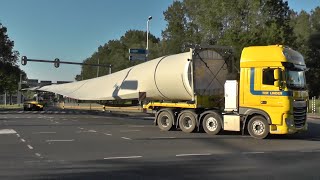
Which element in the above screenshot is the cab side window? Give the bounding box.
[262,69,274,85]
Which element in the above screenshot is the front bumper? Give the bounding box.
[269,115,307,135]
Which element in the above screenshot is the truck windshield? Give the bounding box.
[286,70,306,90]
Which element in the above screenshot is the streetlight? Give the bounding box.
[146,16,152,59]
[17,73,22,105]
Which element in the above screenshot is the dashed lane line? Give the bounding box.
[120,130,141,132]
[148,137,176,139]
[27,145,34,150]
[46,139,75,142]
[35,153,42,158]
[176,153,211,157]
[21,138,26,142]
[104,133,112,136]
[128,125,146,128]
[121,137,132,140]
[103,156,142,160]
[32,132,56,134]
[0,129,17,134]
[242,152,265,154]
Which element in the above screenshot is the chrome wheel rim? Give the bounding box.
[206,117,218,131]
[252,120,265,135]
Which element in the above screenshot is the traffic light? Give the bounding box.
[54,58,60,68]
[21,56,27,65]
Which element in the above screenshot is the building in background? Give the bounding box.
[0,79,73,105]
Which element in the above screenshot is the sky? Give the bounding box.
[0,0,319,82]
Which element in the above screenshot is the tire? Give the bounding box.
[247,116,269,139]
[202,112,222,135]
[178,111,196,133]
[157,110,174,131]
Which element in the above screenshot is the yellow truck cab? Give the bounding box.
[144,45,308,139]
[240,45,308,137]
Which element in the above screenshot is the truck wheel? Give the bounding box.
[178,111,196,133]
[157,110,174,131]
[202,113,222,135]
[247,116,269,139]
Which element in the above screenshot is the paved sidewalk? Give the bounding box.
[308,113,320,119]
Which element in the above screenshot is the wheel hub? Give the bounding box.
[160,115,169,127]
[252,120,265,135]
[183,117,192,129]
[206,117,218,131]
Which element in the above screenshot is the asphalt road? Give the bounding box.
[1,109,320,179]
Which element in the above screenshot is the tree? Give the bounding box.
[181,0,295,67]
[0,23,19,65]
[0,23,25,101]
[162,1,201,54]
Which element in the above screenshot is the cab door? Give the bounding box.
[259,67,284,125]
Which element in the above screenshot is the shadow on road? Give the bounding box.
[267,121,320,141]
[16,152,320,180]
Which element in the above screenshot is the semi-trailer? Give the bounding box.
[39,45,308,139]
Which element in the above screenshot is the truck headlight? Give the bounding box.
[285,118,294,127]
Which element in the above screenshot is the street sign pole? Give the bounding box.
[129,48,147,61]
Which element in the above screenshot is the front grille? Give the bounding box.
[293,101,307,128]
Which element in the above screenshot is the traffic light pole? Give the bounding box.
[21,56,111,68]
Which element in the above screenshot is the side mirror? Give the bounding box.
[274,69,281,87]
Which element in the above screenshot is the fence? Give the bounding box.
[311,96,318,114]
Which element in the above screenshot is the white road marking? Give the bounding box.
[121,137,132,140]
[0,129,17,134]
[16,134,20,137]
[129,125,145,128]
[176,153,211,157]
[242,151,265,154]
[32,132,56,134]
[149,137,176,139]
[27,145,34,150]
[120,130,141,132]
[103,156,142,160]
[77,130,97,133]
[141,117,154,120]
[21,138,26,142]
[18,111,23,113]
[104,133,112,136]
[35,153,42,157]
[46,139,74,142]
[78,127,84,130]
